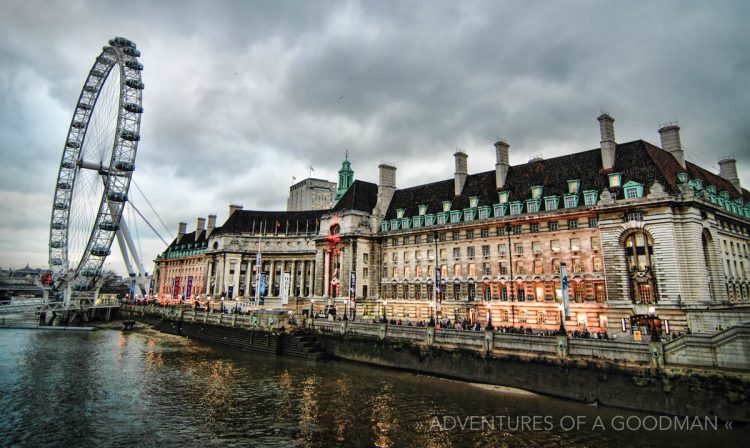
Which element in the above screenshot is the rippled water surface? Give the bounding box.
[0,327,746,447]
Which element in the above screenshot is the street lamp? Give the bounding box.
[431,231,439,327]
[383,299,388,321]
[310,298,315,318]
[506,224,514,302]
[220,296,225,313]
[485,301,493,330]
[557,303,566,335]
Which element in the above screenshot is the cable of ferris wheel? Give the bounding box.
[126,199,170,246]
[130,178,173,238]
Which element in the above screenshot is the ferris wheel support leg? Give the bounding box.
[115,228,136,277]
[119,219,149,294]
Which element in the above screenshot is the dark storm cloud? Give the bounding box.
[1,0,748,274]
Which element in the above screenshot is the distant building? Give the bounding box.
[287,179,336,211]
[0,264,44,302]
[153,216,213,301]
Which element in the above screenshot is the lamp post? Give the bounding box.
[432,231,439,326]
[310,298,315,318]
[485,301,493,330]
[220,296,225,313]
[558,303,566,335]
[506,224,514,302]
[383,299,388,322]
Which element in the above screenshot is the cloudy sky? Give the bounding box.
[1,0,748,276]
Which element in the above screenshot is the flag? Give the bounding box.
[292,176,297,182]
[310,166,314,172]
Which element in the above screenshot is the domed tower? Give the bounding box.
[335,151,354,202]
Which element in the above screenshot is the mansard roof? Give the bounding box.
[384,140,746,219]
[214,209,326,235]
[332,180,378,213]
[166,229,208,251]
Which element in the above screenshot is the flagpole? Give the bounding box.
[255,221,263,306]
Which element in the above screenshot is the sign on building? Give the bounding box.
[281,272,291,305]
[560,262,570,320]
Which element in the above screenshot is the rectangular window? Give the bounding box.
[468,263,477,277]
[533,259,543,274]
[593,257,602,272]
[570,238,580,251]
[482,245,490,257]
[392,253,398,262]
[404,236,412,245]
[467,246,476,258]
[588,217,598,228]
[499,262,508,275]
[510,202,523,215]
[454,264,462,276]
[516,261,526,275]
[481,228,489,238]
[437,214,447,225]
[514,243,524,254]
[572,258,583,273]
[564,195,577,209]
[427,250,434,261]
[551,240,561,252]
[497,227,507,236]
[532,241,542,253]
[452,231,460,241]
[439,248,447,259]
[483,263,491,276]
[415,251,422,261]
[545,196,558,211]
[527,200,540,213]
[404,251,411,262]
[363,253,369,264]
[513,225,522,235]
[404,266,410,278]
[591,237,600,250]
[439,232,447,242]
[453,247,461,259]
[498,244,507,256]
[548,221,558,231]
[466,230,474,239]
[568,219,578,229]
[552,258,561,274]
[363,267,369,278]
[530,223,540,233]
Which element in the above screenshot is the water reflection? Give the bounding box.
[0,328,747,447]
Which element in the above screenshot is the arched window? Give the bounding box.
[624,230,657,304]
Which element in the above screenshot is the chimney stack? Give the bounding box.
[494,140,510,190]
[372,163,397,223]
[196,217,206,233]
[177,222,187,243]
[598,113,616,170]
[228,204,243,217]
[718,157,741,192]
[658,123,685,170]
[206,214,217,236]
[454,151,468,196]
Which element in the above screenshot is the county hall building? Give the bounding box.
[159,113,750,335]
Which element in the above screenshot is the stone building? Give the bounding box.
[163,114,750,334]
[153,216,213,301]
[287,178,336,211]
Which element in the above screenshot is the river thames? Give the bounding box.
[0,327,746,447]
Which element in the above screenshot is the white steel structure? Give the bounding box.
[47,37,146,311]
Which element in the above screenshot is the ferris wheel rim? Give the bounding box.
[48,37,143,298]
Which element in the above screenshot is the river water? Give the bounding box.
[0,327,746,447]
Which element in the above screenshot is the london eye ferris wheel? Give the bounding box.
[48,37,144,308]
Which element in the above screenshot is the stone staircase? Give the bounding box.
[282,330,329,360]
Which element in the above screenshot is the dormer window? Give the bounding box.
[390,219,400,230]
[736,197,745,206]
[425,214,436,226]
[413,216,423,228]
[563,194,578,209]
[692,179,703,191]
[623,181,644,199]
[478,206,491,220]
[450,210,462,223]
[463,208,476,222]
[437,212,448,225]
[401,217,411,229]
[418,204,428,215]
[526,199,540,213]
[582,190,597,206]
[442,201,452,212]
[396,208,405,219]
[608,172,622,189]
[720,191,730,199]
[706,185,717,194]
[509,201,523,215]
[544,196,559,211]
[567,180,580,194]
[676,172,689,183]
[531,185,543,200]
[498,191,510,204]
[381,222,389,232]
[493,204,507,217]
[469,196,479,208]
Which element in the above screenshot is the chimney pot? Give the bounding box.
[177,222,187,243]
[206,214,217,237]
[196,217,206,232]
[228,204,243,217]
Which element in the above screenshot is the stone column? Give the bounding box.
[268,260,275,297]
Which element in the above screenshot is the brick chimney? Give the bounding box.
[494,140,510,190]
[454,151,468,196]
[598,113,616,170]
[718,157,741,192]
[658,123,685,170]
[206,214,217,237]
[177,222,187,243]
